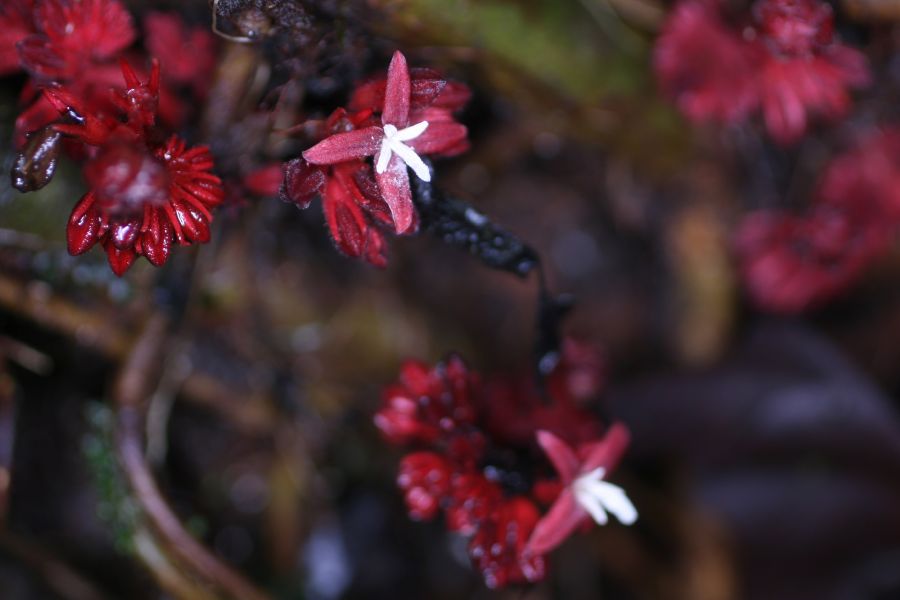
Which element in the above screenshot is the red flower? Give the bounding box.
[754,0,870,144]
[736,208,890,313]
[469,498,546,589]
[17,0,135,81]
[654,0,870,143]
[526,425,636,556]
[736,129,900,312]
[377,352,635,588]
[374,355,478,445]
[654,0,759,124]
[302,51,469,234]
[43,60,223,275]
[282,110,395,267]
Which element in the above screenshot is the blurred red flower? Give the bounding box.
[655,0,870,143]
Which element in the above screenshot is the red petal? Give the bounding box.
[374,154,414,234]
[433,80,472,112]
[104,240,136,276]
[536,429,580,484]
[302,127,382,165]
[525,489,586,556]
[579,422,631,474]
[408,122,468,156]
[66,192,102,255]
[382,51,411,127]
[364,226,388,268]
[17,35,66,79]
[323,176,368,258]
[140,218,172,266]
[281,158,325,208]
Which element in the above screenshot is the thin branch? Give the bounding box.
[113,314,269,600]
[0,533,110,600]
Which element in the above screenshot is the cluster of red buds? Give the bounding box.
[655,0,870,144]
[374,341,636,588]
[736,130,900,312]
[2,0,215,145]
[281,51,470,266]
[6,0,221,275]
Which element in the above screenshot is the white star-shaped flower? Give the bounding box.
[375,121,431,182]
[572,467,638,526]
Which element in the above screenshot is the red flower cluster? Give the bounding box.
[655,0,870,144]
[34,60,223,275]
[736,129,900,312]
[281,51,470,267]
[375,344,635,588]
[2,0,215,144]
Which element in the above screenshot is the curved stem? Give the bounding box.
[113,315,269,600]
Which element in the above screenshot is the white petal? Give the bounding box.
[396,120,429,141]
[588,480,638,525]
[604,491,638,525]
[391,140,431,182]
[576,493,609,525]
[572,468,638,527]
[375,140,392,174]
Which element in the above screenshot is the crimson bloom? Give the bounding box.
[40,60,223,275]
[526,425,637,556]
[374,355,478,446]
[301,51,468,234]
[736,129,900,313]
[376,351,635,588]
[654,0,759,124]
[17,0,134,81]
[655,0,870,143]
[282,109,394,267]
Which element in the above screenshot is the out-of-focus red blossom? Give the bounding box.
[376,350,634,588]
[17,0,135,81]
[43,60,223,275]
[654,0,870,144]
[375,355,478,446]
[282,51,470,266]
[9,0,192,145]
[736,209,888,313]
[143,12,216,97]
[0,0,34,76]
[469,498,546,589]
[654,0,759,124]
[736,129,900,312]
[397,452,452,521]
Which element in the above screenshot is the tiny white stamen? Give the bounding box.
[376,121,431,182]
[572,467,638,526]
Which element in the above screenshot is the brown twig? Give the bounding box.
[0,533,110,600]
[0,273,277,434]
[113,314,269,600]
[0,273,130,358]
